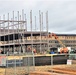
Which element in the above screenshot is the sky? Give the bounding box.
[0,0,76,34]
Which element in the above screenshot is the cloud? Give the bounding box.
[0,0,76,34]
[48,1,76,34]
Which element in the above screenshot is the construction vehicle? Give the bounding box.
[51,33,68,53]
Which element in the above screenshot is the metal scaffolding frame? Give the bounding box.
[0,10,48,54]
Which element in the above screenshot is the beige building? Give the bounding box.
[24,33,76,53]
[48,33,76,53]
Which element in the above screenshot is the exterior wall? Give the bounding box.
[48,34,76,51]
[25,34,76,53]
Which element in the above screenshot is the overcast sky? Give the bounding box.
[0,0,76,34]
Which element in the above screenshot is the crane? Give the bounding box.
[51,33,68,53]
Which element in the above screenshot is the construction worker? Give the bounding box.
[33,49,36,53]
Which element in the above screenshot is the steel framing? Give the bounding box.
[0,10,48,54]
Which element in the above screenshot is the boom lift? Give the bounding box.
[51,33,68,53]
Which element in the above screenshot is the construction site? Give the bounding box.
[0,10,76,75]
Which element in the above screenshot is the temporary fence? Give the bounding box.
[69,54,76,60]
[0,54,6,67]
[5,52,35,75]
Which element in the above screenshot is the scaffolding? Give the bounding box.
[0,10,48,54]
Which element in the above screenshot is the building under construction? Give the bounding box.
[0,10,48,55]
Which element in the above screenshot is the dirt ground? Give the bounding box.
[0,68,5,75]
[0,64,76,75]
[34,65,76,75]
